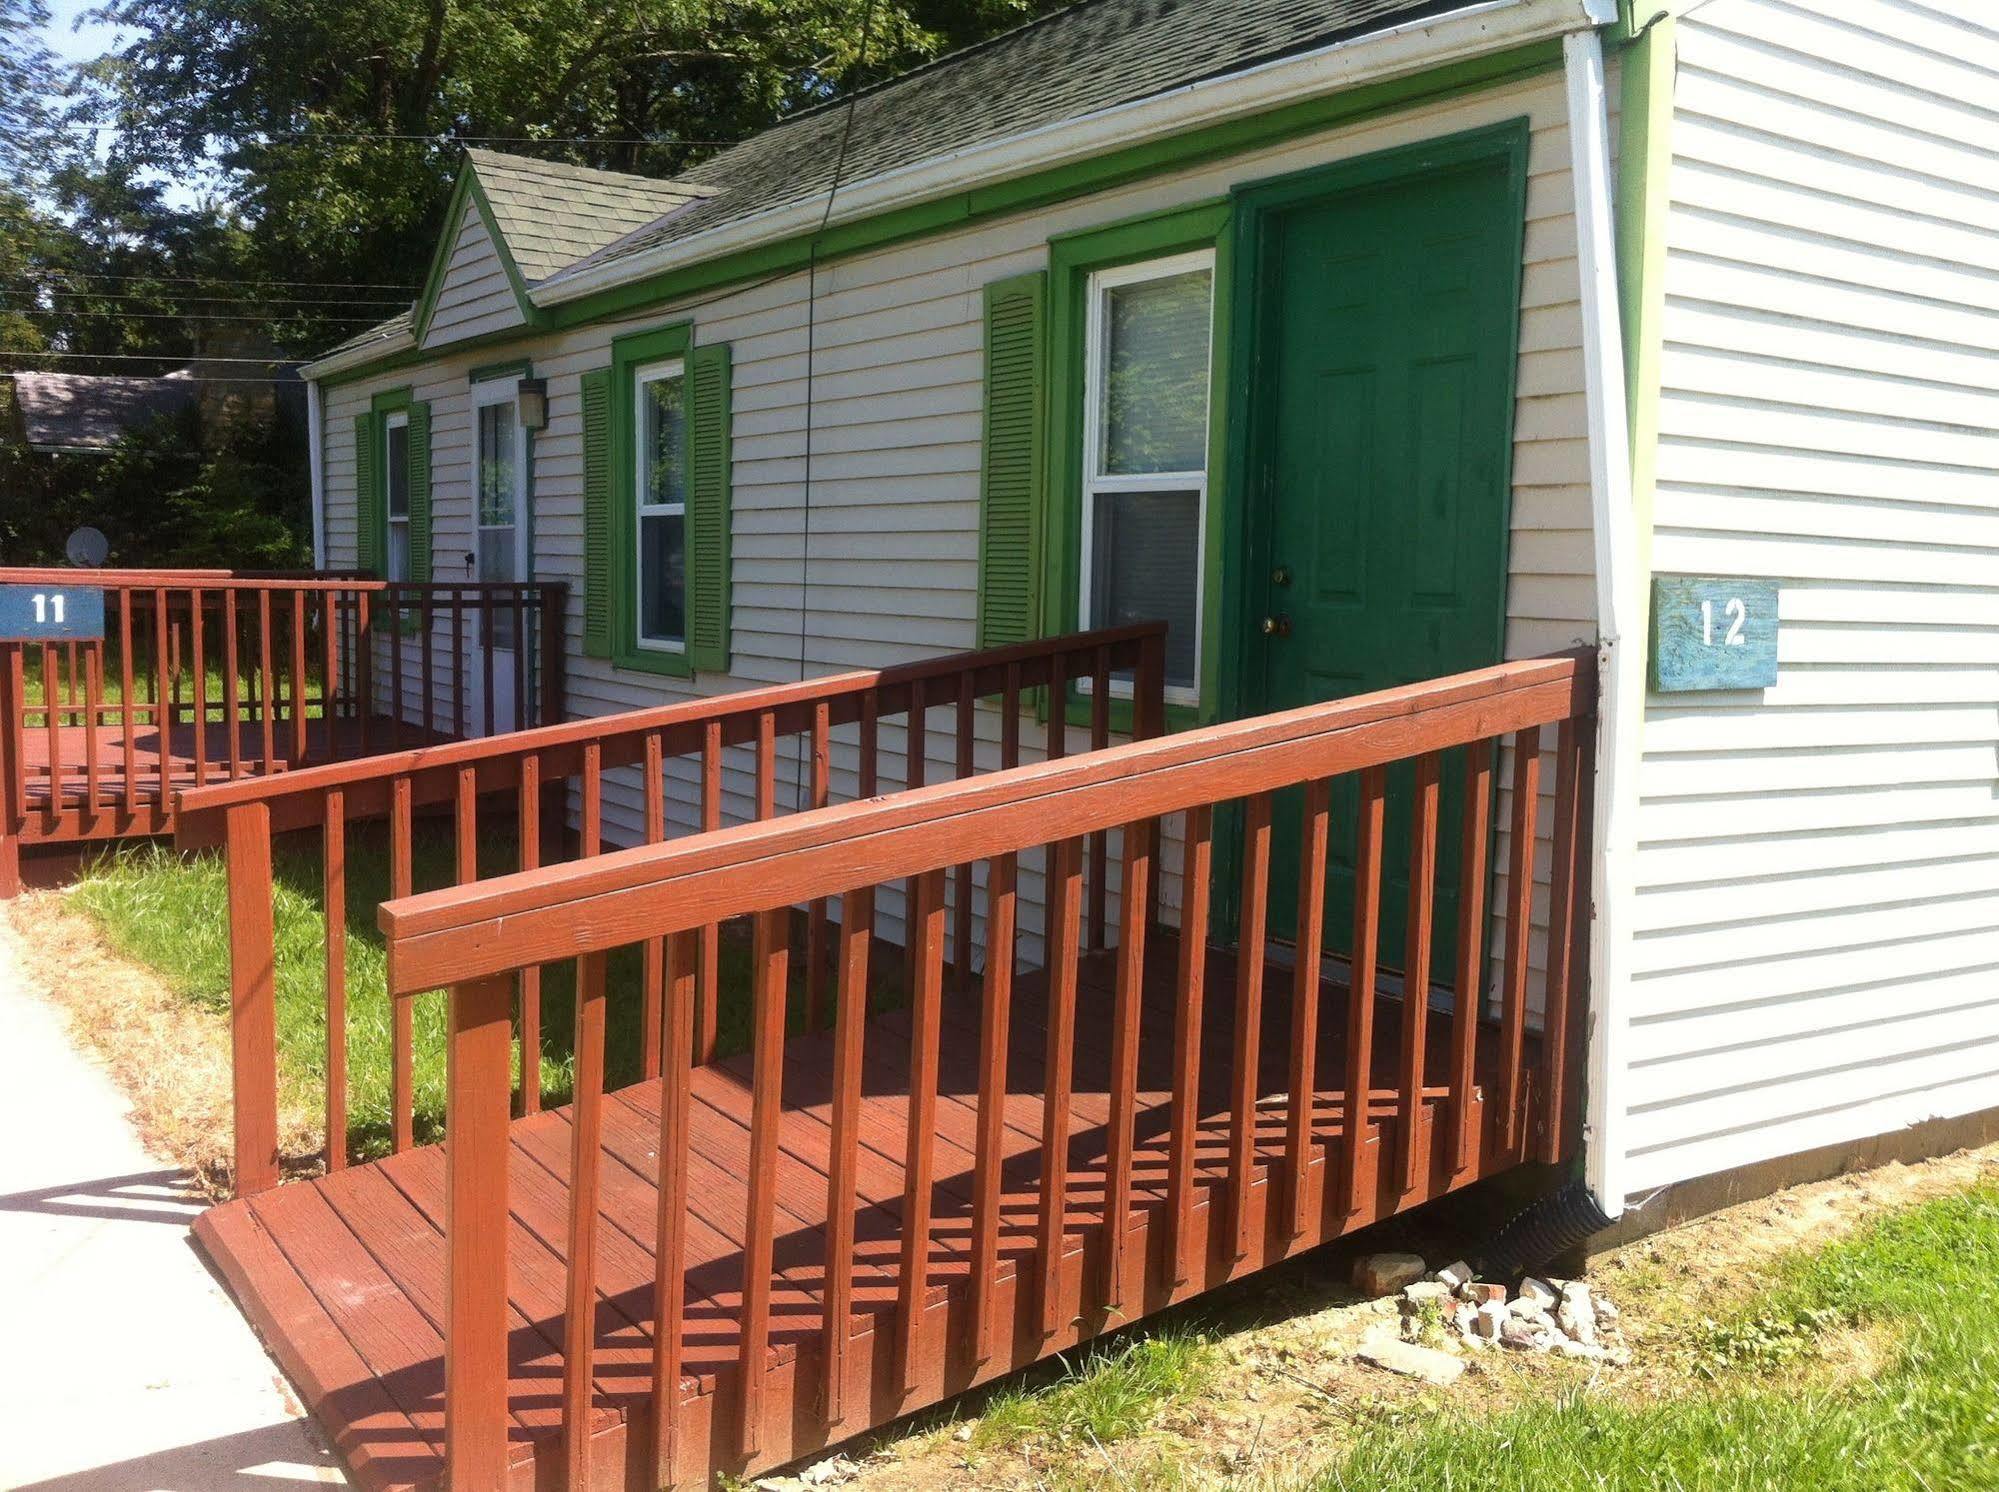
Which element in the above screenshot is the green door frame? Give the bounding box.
[1209,116,1532,941]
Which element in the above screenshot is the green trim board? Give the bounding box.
[1042,198,1234,735]
[315,41,1565,392]
[411,164,548,349]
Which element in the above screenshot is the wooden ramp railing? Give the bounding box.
[0,569,565,883]
[372,649,1595,1490]
[175,622,1168,1196]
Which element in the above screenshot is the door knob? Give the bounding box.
[1260,614,1291,638]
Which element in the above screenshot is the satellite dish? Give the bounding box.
[65,526,109,568]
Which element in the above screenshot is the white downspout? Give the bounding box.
[1564,25,1640,1220]
[306,377,327,571]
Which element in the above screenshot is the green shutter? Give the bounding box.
[686,342,733,674]
[581,366,614,659]
[977,272,1048,647]
[353,412,380,575]
[406,400,433,584]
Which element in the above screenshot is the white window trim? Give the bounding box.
[382,409,411,582]
[633,356,688,654]
[471,376,530,598]
[1077,247,1215,709]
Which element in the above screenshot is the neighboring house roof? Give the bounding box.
[7,370,200,454]
[551,0,1467,286]
[462,148,714,285]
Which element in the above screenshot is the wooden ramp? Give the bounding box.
[196,934,1541,1492]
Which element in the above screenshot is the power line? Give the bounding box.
[0,350,297,365]
[1,306,385,324]
[11,286,411,308]
[56,122,740,147]
[12,270,415,290]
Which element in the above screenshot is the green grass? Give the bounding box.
[1299,1182,1999,1491]
[971,1328,1216,1452]
[21,643,327,713]
[70,829,894,1163]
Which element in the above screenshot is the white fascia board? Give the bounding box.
[301,324,417,383]
[531,0,1604,311]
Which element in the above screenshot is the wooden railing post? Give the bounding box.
[444,972,513,1490]
[539,582,566,729]
[0,645,21,897]
[224,801,280,1195]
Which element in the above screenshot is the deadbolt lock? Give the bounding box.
[1271,566,1292,587]
[1260,614,1292,638]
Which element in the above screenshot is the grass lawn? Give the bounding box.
[69,824,868,1165]
[1300,1181,1999,1492]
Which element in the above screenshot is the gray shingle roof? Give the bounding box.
[8,371,201,453]
[465,149,713,284]
[550,0,1466,285]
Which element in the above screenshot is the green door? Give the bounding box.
[1244,135,1525,975]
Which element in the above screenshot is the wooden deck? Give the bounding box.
[196,933,1545,1492]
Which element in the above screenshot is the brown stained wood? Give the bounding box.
[391,775,415,1155]
[481,606,496,740]
[755,711,776,822]
[895,867,946,1393]
[291,591,309,765]
[806,704,832,1031]
[1229,792,1273,1259]
[1101,813,1152,1315]
[390,600,406,752]
[319,592,336,764]
[119,591,138,795]
[823,886,872,1423]
[699,719,723,1065]
[226,802,279,1197]
[967,850,1017,1364]
[1087,647,1110,951]
[151,589,169,790]
[259,589,278,774]
[357,595,374,757]
[81,648,99,820]
[1499,727,1542,1156]
[583,742,603,859]
[1539,718,1582,1165]
[739,908,791,1457]
[1166,803,1213,1285]
[444,974,514,1491]
[324,790,348,1173]
[454,766,476,887]
[1452,739,1494,1173]
[563,950,609,1486]
[421,593,436,740]
[193,591,211,787]
[1343,765,1387,1219]
[451,599,465,742]
[224,590,242,779]
[1285,778,1331,1238]
[652,930,699,1487]
[1399,754,1441,1195]
[952,680,976,990]
[518,757,543,1116]
[902,680,927,997]
[642,731,667,1083]
[40,644,56,808]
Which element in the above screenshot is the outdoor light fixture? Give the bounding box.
[516,376,549,431]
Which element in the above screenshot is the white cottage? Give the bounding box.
[299,0,1999,1250]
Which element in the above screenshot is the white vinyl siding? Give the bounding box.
[1625,0,1999,1194]
[318,71,1592,978]
[423,207,525,350]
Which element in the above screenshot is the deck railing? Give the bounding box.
[373,648,1595,1489]
[0,569,566,867]
[175,622,1169,1196]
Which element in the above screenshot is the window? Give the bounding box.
[383,411,411,581]
[473,378,527,646]
[1079,250,1214,702]
[634,358,687,650]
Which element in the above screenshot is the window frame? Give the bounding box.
[1076,247,1216,710]
[607,320,696,678]
[471,373,530,593]
[631,355,689,655]
[382,408,412,583]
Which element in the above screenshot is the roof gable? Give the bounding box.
[8,371,200,453]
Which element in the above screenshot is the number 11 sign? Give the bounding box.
[1650,576,1779,692]
[0,584,107,642]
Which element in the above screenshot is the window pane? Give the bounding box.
[642,374,686,507]
[1089,488,1199,690]
[481,527,518,646]
[640,512,686,644]
[1098,269,1211,477]
[386,422,410,517]
[387,518,411,583]
[477,402,516,526]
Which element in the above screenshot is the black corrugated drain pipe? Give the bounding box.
[1477,1176,1616,1280]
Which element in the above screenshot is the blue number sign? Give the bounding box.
[1650,576,1778,692]
[0,583,107,642]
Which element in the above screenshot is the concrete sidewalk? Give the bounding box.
[0,905,346,1490]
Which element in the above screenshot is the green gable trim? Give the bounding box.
[410,164,548,349]
[609,320,697,678]
[1045,198,1233,735]
[317,41,1563,392]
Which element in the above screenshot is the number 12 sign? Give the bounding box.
[0,584,107,642]
[1650,576,1779,692]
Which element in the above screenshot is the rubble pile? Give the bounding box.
[1351,1252,1631,1382]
